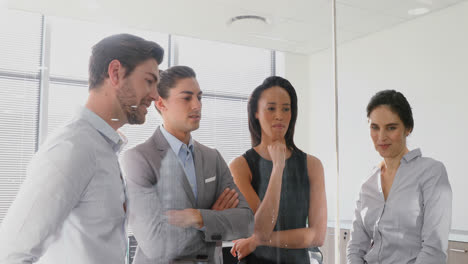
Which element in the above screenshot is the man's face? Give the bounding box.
[117,59,159,125]
[158,77,202,134]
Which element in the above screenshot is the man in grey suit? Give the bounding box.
[121,65,254,264]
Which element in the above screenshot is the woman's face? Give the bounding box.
[256,86,292,142]
[369,105,410,159]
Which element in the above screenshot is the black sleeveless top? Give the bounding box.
[242,148,320,264]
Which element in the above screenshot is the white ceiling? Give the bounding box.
[6,0,467,54]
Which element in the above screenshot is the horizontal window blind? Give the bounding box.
[0,10,42,74]
[47,82,88,136]
[48,16,169,80]
[173,36,273,163]
[192,96,251,164]
[0,79,40,222]
[0,10,42,223]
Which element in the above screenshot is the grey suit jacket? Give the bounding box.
[121,127,254,264]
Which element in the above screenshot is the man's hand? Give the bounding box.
[166,209,203,229]
[211,188,239,211]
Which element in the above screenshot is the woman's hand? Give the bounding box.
[267,141,286,169]
[230,235,260,260]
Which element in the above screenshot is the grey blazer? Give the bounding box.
[121,127,254,264]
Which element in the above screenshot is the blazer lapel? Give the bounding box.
[193,142,205,207]
[153,127,196,207]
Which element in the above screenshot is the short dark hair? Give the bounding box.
[88,33,164,90]
[248,76,298,151]
[157,65,196,99]
[367,90,414,132]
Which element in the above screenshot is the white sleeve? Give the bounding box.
[0,141,95,263]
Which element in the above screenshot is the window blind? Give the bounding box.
[0,10,42,223]
[172,36,273,163]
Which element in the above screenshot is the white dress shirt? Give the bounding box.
[0,107,128,264]
[347,148,452,264]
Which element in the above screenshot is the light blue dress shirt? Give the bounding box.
[0,107,128,264]
[347,148,452,264]
[160,125,197,200]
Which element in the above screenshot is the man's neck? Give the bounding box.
[162,124,191,145]
[85,89,125,130]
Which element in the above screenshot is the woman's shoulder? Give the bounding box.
[415,156,448,186]
[301,151,324,179]
[230,154,248,168]
[230,149,257,172]
[416,155,445,169]
[229,154,253,181]
[299,149,322,168]
[407,149,447,176]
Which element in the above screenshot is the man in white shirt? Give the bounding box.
[0,34,164,264]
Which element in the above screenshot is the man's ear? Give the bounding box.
[406,128,413,137]
[155,97,165,112]
[108,59,125,86]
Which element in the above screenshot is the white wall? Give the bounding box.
[282,52,311,152]
[308,1,468,231]
[283,50,339,224]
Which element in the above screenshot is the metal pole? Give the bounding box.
[37,15,51,150]
[331,0,341,263]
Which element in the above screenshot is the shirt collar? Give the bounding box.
[402,148,422,163]
[78,106,126,153]
[160,125,194,154]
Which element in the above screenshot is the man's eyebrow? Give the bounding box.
[146,72,158,82]
[179,91,203,96]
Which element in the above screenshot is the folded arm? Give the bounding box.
[198,149,254,242]
[122,149,202,260]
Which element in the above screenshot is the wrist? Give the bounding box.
[251,234,262,247]
[272,163,285,172]
[192,209,204,228]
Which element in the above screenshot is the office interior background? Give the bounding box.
[1,0,467,263]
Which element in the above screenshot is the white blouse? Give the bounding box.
[347,149,452,264]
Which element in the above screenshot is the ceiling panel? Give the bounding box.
[6,0,468,54]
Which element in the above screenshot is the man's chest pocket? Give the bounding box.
[199,173,217,208]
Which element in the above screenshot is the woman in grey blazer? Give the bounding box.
[346,90,452,264]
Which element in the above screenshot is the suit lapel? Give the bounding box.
[153,127,196,207]
[193,142,205,207]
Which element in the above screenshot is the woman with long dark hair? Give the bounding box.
[229,76,327,264]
